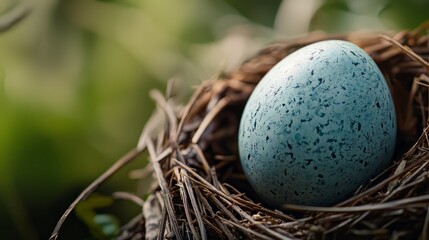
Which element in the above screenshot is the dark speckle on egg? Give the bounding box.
[239,40,397,207]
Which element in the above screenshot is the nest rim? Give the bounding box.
[51,22,429,240]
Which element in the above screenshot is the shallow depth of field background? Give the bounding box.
[0,0,427,239]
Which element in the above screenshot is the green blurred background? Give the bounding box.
[0,0,427,239]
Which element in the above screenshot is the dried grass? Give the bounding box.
[52,22,429,240]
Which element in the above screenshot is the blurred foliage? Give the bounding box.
[222,0,283,26]
[379,0,429,29]
[0,0,427,239]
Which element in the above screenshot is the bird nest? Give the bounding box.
[52,22,429,240]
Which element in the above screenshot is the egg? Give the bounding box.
[238,40,397,207]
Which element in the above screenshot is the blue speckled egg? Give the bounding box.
[239,40,396,207]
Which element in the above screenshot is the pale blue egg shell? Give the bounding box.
[239,40,397,207]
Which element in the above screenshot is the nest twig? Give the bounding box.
[52,22,429,240]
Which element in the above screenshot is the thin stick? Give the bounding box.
[181,169,207,240]
[220,217,276,240]
[176,84,207,142]
[177,176,200,239]
[282,194,429,213]
[381,35,429,69]
[211,171,294,240]
[157,200,168,240]
[196,188,235,239]
[150,90,178,142]
[210,195,257,240]
[175,158,294,221]
[113,191,145,206]
[192,97,230,143]
[337,159,423,207]
[146,139,182,239]
[49,148,143,240]
[229,202,292,240]
[191,143,211,176]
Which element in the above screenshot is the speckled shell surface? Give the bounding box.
[238,40,397,207]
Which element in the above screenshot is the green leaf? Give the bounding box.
[93,214,120,237]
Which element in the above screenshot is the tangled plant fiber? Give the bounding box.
[52,22,429,240]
